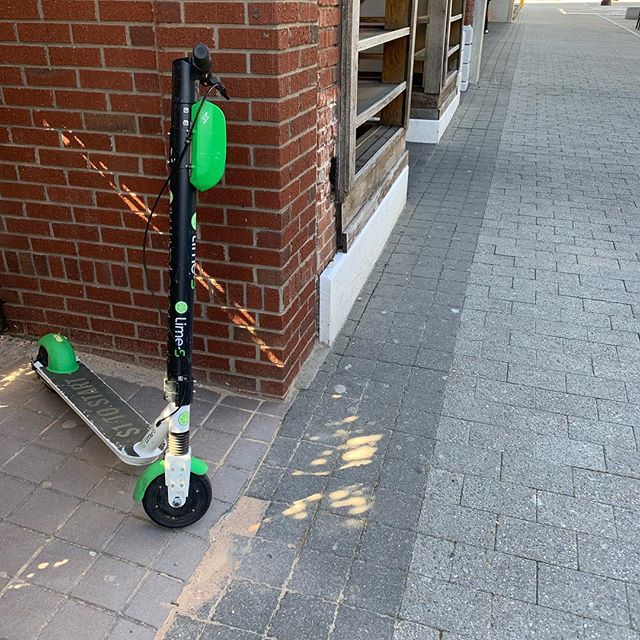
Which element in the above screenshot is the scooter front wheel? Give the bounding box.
[142,473,212,528]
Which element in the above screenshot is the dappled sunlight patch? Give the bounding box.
[0,364,32,400]
[281,492,323,520]
[337,433,383,470]
[329,484,373,515]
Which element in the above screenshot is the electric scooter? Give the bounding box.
[32,43,229,528]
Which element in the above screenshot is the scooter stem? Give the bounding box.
[165,54,200,409]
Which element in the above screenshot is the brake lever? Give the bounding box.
[202,74,230,100]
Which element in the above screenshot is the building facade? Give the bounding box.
[0,0,469,397]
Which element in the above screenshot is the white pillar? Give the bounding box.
[469,0,488,84]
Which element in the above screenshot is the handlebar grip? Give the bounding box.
[192,43,211,74]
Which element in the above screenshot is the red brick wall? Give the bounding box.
[0,0,340,397]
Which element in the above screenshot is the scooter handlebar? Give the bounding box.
[192,43,211,74]
[190,43,230,100]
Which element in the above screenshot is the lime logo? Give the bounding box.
[178,412,189,427]
[175,301,188,314]
[191,213,197,230]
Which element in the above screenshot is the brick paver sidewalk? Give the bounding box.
[0,342,286,639]
[163,6,640,640]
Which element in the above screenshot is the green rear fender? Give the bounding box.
[133,456,208,502]
[37,333,79,374]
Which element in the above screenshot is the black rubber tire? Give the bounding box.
[35,345,48,367]
[142,473,212,529]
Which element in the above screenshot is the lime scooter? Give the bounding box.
[32,44,229,528]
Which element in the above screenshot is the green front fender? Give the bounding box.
[37,333,79,374]
[133,456,208,502]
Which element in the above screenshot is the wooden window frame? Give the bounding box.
[336,0,419,250]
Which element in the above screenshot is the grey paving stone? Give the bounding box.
[210,465,252,503]
[614,507,640,545]
[164,615,205,640]
[212,578,280,634]
[566,373,627,402]
[508,362,566,392]
[461,475,537,520]
[496,517,577,568]
[71,554,146,611]
[2,443,65,483]
[574,468,640,510]
[289,547,350,599]
[409,534,454,580]
[269,592,335,640]
[0,472,34,518]
[0,520,48,577]
[394,620,439,640]
[0,407,54,440]
[262,436,299,468]
[344,560,406,617]
[38,599,115,640]
[418,499,496,548]
[273,471,328,505]
[123,571,183,627]
[21,538,96,593]
[582,620,640,640]
[200,624,260,640]
[450,544,536,602]
[8,487,81,535]
[598,399,640,428]
[537,491,616,538]
[0,433,27,467]
[330,605,394,639]
[243,413,281,442]
[358,521,416,570]
[254,501,313,546]
[190,429,236,464]
[425,468,464,504]
[153,533,209,580]
[105,515,168,565]
[235,537,296,588]
[501,451,573,494]
[379,456,428,496]
[433,441,501,479]
[57,501,125,548]
[305,510,364,558]
[203,405,253,434]
[225,438,267,471]
[87,470,137,513]
[0,583,65,640]
[490,596,584,640]
[538,564,629,625]
[578,533,640,584]
[605,447,640,481]
[368,487,422,530]
[568,417,636,450]
[400,573,491,638]
[245,464,284,502]
[534,434,605,471]
[468,421,535,454]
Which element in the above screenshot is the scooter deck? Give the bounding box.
[34,361,158,465]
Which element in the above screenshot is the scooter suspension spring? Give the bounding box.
[168,431,189,456]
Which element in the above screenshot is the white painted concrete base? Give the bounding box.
[318,167,409,345]
[407,92,461,144]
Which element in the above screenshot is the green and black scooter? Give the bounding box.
[32,44,228,528]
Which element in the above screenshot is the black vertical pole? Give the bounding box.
[165,57,197,409]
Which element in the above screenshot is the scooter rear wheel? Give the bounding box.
[142,473,212,528]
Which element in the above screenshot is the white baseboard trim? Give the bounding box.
[318,167,409,345]
[407,92,461,144]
